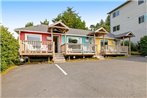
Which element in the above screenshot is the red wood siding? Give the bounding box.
[20,31,51,41]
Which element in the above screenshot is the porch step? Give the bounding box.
[93,55,105,60]
[53,53,66,63]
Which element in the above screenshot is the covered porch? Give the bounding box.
[61,43,96,56]
[101,32,135,56]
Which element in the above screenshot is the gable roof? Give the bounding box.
[115,32,135,39]
[49,21,69,30]
[108,0,131,14]
[95,27,108,33]
[14,24,93,36]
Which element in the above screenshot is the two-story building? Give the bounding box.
[108,0,147,42]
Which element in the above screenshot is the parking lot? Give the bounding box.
[2,56,147,98]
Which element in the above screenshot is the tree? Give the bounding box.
[25,22,34,27]
[90,25,95,31]
[52,7,87,30]
[103,15,110,32]
[139,36,147,56]
[1,25,19,71]
[89,15,110,32]
[40,19,49,25]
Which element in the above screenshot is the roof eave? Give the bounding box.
[107,0,131,14]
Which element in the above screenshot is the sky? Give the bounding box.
[1,0,125,38]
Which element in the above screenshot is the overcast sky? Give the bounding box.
[1,0,125,38]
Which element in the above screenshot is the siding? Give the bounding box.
[61,35,92,44]
[20,31,51,41]
[95,38,115,53]
[110,0,147,42]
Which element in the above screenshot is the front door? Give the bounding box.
[53,36,60,53]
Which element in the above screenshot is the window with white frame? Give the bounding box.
[26,34,41,41]
[68,37,82,44]
[113,11,119,18]
[113,25,120,32]
[138,15,145,24]
[25,34,42,49]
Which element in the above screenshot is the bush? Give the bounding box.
[1,25,19,71]
[121,40,139,51]
[139,36,147,56]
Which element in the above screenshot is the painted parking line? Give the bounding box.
[55,64,68,75]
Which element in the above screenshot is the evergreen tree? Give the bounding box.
[52,7,87,30]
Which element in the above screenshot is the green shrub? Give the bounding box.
[121,40,139,51]
[1,25,19,71]
[139,36,147,56]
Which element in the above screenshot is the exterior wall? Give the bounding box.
[61,35,93,44]
[20,31,51,41]
[95,38,115,53]
[110,0,147,42]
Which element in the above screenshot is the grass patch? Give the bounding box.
[1,65,18,76]
[66,57,98,62]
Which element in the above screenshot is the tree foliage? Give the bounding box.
[52,7,88,30]
[25,22,34,27]
[90,15,110,32]
[40,19,49,25]
[1,25,19,71]
[139,36,147,56]
[121,40,139,51]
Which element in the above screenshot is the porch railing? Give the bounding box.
[61,43,96,54]
[100,45,128,55]
[19,40,54,55]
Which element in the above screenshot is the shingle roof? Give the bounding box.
[108,0,131,14]
[67,28,93,36]
[15,25,49,33]
[14,25,93,36]
[115,32,135,38]
[97,33,116,39]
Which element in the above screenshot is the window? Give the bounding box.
[138,15,145,24]
[68,37,82,44]
[25,34,42,49]
[138,0,144,5]
[116,25,120,31]
[26,34,41,41]
[101,40,108,49]
[113,11,119,18]
[113,25,120,32]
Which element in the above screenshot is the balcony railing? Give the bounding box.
[19,40,54,56]
[100,45,128,55]
[61,43,96,55]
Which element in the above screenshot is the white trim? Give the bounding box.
[25,33,42,41]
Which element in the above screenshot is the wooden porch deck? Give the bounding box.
[100,45,128,56]
[61,43,96,56]
[19,40,54,56]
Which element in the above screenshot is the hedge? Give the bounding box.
[1,25,19,71]
[139,36,147,56]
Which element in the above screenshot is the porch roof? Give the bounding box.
[115,32,135,39]
[87,27,108,36]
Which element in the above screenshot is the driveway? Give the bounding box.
[2,56,147,98]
